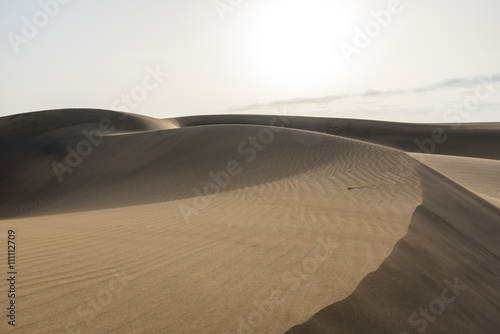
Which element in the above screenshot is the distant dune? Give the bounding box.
[0,109,499,334]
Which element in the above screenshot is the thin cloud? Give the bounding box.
[227,72,500,112]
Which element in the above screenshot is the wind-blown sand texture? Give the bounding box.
[0,109,499,333]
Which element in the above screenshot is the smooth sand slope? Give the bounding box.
[0,109,499,334]
[410,153,500,208]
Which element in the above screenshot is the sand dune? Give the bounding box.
[176,115,500,160]
[0,109,499,333]
[287,162,500,333]
[410,153,500,208]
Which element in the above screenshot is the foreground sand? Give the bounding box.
[0,109,499,333]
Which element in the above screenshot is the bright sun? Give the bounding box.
[246,0,353,89]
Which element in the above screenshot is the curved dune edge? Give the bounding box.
[175,114,500,160]
[0,109,499,333]
[285,162,500,333]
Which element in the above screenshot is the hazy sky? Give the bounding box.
[1,0,499,122]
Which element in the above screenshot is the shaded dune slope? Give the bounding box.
[176,114,500,160]
[0,109,177,218]
[1,108,176,141]
[1,110,417,219]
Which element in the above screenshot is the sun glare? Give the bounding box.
[246,0,353,89]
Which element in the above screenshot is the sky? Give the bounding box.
[1,0,500,122]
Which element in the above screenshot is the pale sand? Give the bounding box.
[0,110,499,333]
[410,153,500,208]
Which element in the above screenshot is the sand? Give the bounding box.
[0,109,499,333]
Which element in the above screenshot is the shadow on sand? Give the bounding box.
[285,162,500,334]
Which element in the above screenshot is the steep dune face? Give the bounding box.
[0,109,499,334]
[286,163,500,334]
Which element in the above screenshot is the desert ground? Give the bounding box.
[0,109,499,333]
